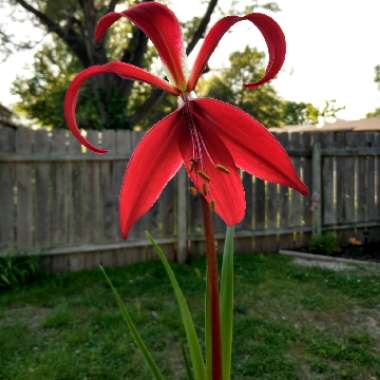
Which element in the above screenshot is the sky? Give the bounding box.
[1,0,380,121]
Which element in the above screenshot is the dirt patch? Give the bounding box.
[352,307,380,351]
[293,258,354,272]
[0,305,50,330]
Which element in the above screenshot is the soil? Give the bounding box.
[301,242,380,263]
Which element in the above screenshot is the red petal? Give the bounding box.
[95,3,187,90]
[178,103,245,225]
[188,13,286,91]
[190,98,309,196]
[119,110,183,239]
[64,61,179,154]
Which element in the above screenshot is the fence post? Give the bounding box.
[176,168,188,263]
[312,142,322,236]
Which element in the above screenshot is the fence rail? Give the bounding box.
[0,127,379,271]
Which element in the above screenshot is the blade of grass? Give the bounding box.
[204,270,212,380]
[181,342,195,380]
[100,266,166,380]
[146,232,206,380]
[220,226,235,380]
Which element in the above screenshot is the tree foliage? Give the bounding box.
[366,65,380,118]
[5,0,329,129]
[5,0,219,129]
[198,46,320,127]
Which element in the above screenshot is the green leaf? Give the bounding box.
[146,232,206,380]
[204,271,212,380]
[181,342,195,380]
[100,266,166,380]
[220,227,235,380]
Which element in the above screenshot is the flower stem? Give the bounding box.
[201,196,223,380]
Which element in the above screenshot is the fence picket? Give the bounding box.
[33,130,51,248]
[0,128,15,251]
[321,133,335,226]
[343,132,357,224]
[0,127,379,270]
[15,128,35,249]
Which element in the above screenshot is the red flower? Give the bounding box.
[64,2,308,239]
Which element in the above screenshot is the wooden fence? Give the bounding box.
[0,127,379,271]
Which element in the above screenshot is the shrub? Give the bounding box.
[0,255,41,290]
[309,233,340,255]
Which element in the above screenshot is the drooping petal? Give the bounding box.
[178,103,245,225]
[190,98,309,196]
[95,2,187,90]
[188,13,286,91]
[64,61,179,154]
[119,110,183,239]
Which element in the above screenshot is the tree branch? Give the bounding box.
[106,0,120,13]
[186,0,218,55]
[128,88,166,126]
[118,0,151,99]
[14,0,90,66]
[119,27,148,98]
[129,0,219,126]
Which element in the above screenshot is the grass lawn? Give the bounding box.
[0,253,380,380]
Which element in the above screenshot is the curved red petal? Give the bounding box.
[64,61,179,154]
[119,110,183,239]
[188,13,286,91]
[190,98,309,196]
[95,3,187,89]
[178,102,245,226]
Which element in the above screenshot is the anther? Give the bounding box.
[197,170,210,182]
[215,164,230,174]
[202,183,208,196]
[210,200,216,212]
[189,160,195,172]
[189,187,198,196]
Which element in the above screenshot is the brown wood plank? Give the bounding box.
[254,178,265,230]
[335,132,347,224]
[76,145,91,246]
[0,128,16,251]
[277,133,291,229]
[101,130,118,241]
[357,133,369,223]
[366,133,377,222]
[15,128,35,249]
[321,132,335,226]
[302,132,313,228]
[289,132,302,227]
[33,130,52,248]
[376,133,380,221]
[66,131,82,245]
[158,176,176,237]
[344,132,358,224]
[267,183,278,230]
[241,172,253,231]
[87,130,103,243]
[189,191,202,239]
[50,129,68,247]
[115,130,132,241]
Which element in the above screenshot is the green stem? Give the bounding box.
[201,196,223,380]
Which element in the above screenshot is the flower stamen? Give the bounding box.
[198,170,210,182]
[215,164,230,173]
[189,186,198,196]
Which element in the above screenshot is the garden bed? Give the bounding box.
[1,254,380,379]
[302,241,380,263]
